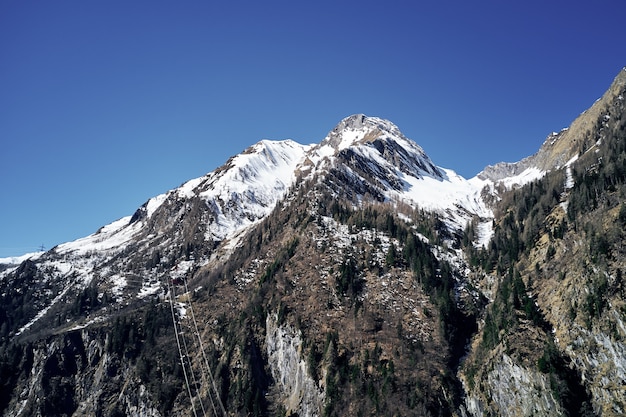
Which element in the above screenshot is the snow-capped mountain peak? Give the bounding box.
[319,114,418,152]
[321,114,389,151]
[301,114,492,235]
[311,114,443,179]
[195,139,310,241]
[48,139,310,260]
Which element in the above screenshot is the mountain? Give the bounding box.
[462,67,626,417]
[1,67,625,417]
[479,67,626,187]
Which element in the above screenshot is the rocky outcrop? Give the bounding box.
[2,329,163,417]
[265,314,325,417]
[464,353,564,417]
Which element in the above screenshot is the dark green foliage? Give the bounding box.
[214,324,271,417]
[0,260,46,339]
[460,95,626,416]
[322,333,399,417]
[537,340,560,374]
[307,342,321,382]
[259,238,299,284]
[324,198,437,245]
[537,340,596,416]
[134,303,184,415]
[481,310,499,350]
[107,316,142,359]
[464,167,568,274]
[336,256,364,307]
[385,243,397,267]
[73,283,110,316]
[583,274,609,328]
[479,268,547,351]
[240,335,271,416]
[40,333,86,416]
[619,203,626,225]
[589,230,611,263]
[146,250,161,269]
[567,104,626,222]
[48,302,181,416]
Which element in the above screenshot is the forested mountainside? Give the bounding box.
[0,68,625,417]
[461,67,626,417]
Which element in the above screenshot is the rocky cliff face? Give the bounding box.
[1,68,626,416]
[265,314,325,416]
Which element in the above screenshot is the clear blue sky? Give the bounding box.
[1,0,625,257]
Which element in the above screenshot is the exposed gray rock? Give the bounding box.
[266,313,325,417]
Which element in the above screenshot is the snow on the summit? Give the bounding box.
[51,139,311,255]
[307,115,494,236]
[33,115,498,272]
[337,129,364,151]
[177,176,204,199]
[199,139,311,241]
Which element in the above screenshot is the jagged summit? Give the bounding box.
[321,114,402,150]
[33,115,485,265]
[0,113,491,268]
[314,114,443,179]
[320,114,418,151]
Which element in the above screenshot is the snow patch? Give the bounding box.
[0,251,44,266]
[56,216,139,255]
[499,167,545,189]
[177,177,204,199]
[398,168,492,231]
[146,193,168,217]
[475,220,494,248]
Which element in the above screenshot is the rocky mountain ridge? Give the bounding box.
[478,67,626,186]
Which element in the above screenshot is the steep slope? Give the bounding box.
[0,139,310,341]
[309,114,492,234]
[0,114,488,417]
[186,180,476,416]
[461,67,626,417]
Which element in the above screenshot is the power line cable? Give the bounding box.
[167,278,199,417]
[183,274,228,417]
